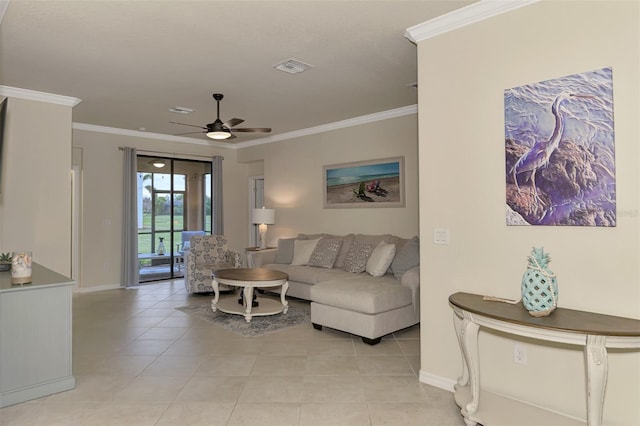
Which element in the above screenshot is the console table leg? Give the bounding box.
[585,334,608,426]
[461,312,480,419]
[211,279,220,312]
[453,310,470,386]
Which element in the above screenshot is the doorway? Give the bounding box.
[137,156,213,282]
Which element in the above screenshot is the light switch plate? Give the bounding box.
[433,228,450,245]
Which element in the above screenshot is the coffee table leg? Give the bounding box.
[211,279,220,312]
[243,286,253,323]
[281,280,289,314]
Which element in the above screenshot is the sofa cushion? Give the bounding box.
[324,234,355,269]
[310,276,411,314]
[354,234,407,273]
[354,234,393,247]
[275,238,296,264]
[291,238,321,265]
[263,264,353,284]
[343,241,376,273]
[297,233,325,241]
[391,236,420,279]
[366,241,396,277]
[308,238,343,269]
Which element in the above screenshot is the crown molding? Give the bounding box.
[405,0,539,43]
[0,85,81,107]
[236,104,418,148]
[73,104,417,150]
[71,123,229,148]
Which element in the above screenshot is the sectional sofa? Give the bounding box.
[248,233,420,344]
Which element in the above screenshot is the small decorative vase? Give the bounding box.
[521,247,558,317]
[157,237,166,255]
[11,251,33,284]
[0,252,11,271]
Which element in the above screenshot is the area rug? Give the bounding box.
[175,300,311,337]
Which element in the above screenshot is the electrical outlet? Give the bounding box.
[514,343,527,365]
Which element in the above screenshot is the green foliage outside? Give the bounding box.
[138,213,211,255]
[138,170,213,273]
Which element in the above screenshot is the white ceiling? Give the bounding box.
[0,1,477,145]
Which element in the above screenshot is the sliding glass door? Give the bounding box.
[137,156,212,283]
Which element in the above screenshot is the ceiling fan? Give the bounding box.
[171,93,271,140]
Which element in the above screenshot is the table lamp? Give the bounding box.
[252,207,275,249]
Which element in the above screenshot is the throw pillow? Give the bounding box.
[391,236,420,279]
[274,238,296,264]
[366,241,396,277]
[333,234,355,268]
[343,241,376,273]
[291,238,321,266]
[308,238,343,269]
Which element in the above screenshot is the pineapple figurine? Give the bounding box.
[521,247,558,317]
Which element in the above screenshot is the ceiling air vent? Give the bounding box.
[273,58,314,75]
[169,106,194,114]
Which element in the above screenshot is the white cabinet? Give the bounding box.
[0,263,75,407]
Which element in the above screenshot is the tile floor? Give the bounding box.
[0,280,465,426]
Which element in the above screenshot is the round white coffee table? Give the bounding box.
[211,268,289,323]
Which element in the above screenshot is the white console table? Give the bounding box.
[0,263,75,407]
[449,292,640,426]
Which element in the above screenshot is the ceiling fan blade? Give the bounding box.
[171,95,270,139]
[170,121,207,130]
[223,118,244,128]
[173,131,205,136]
[231,127,272,133]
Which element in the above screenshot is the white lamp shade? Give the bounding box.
[252,208,275,225]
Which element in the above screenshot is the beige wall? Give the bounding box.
[72,130,250,290]
[237,114,419,242]
[4,107,416,291]
[0,97,73,275]
[416,1,639,424]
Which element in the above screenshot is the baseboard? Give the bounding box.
[419,369,456,392]
[0,376,75,408]
[75,284,122,293]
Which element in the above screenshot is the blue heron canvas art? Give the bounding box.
[505,67,615,226]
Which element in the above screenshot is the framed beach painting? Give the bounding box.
[323,157,405,208]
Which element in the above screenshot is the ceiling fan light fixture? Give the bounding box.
[171,93,271,139]
[207,130,231,140]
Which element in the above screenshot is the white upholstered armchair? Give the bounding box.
[184,235,242,294]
